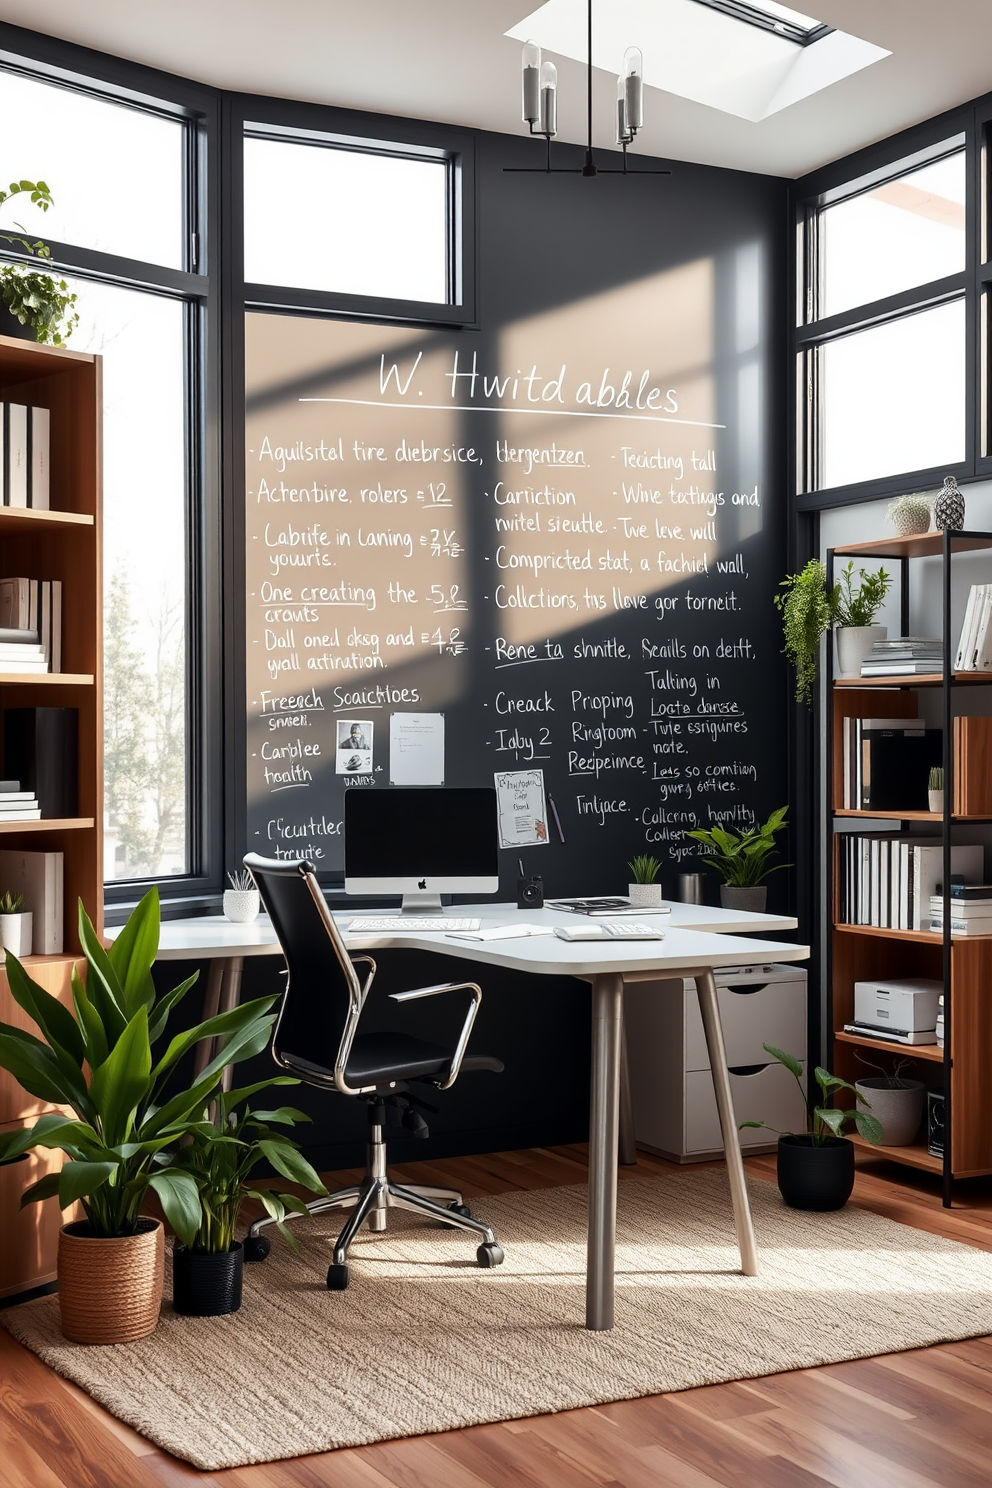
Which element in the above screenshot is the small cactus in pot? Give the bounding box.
[886,493,931,537]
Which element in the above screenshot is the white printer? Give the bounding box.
[852,977,941,1043]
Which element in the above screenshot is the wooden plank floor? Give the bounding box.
[3,1144,992,1488]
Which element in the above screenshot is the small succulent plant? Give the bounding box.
[885,494,931,536]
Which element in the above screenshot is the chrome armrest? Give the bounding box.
[389,979,482,1090]
[332,953,378,1096]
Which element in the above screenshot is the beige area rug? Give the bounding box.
[5,1169,992,1470]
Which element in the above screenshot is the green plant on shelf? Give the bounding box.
[0,890,25,914]
[627,854,661,885]
[739,1045,884,1146]
[0,178,79,346]
[686,805,790,886]
[929,767,944,791]
[832,560,892,628]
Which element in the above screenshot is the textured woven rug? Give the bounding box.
[5,1168,992,1470]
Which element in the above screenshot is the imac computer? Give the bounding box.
[344,786,500,913]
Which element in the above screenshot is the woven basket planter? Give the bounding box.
[58,1218,164,1343]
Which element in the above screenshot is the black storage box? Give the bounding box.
[4,707,78,817]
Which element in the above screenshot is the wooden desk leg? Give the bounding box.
[218,956,245,1094]
[192,959,225,1080]
[618,1014,637,1166]
[694,967,758,1277]
[587,971,624,1331]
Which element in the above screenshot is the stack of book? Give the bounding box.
[838,837,982,931]
[936,995,944,1048]
[840,716,941,811]
[1,403,49,509]
[956,586,992,671]
[0,577,62,673]
[930,884,992,937]
[0,780,41,821]
[860,637,943,676]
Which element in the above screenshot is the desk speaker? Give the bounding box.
[927,1089,946,1158]
[517,875,544,909]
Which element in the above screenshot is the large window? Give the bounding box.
[795,138,970,500]
[0,64,199,883]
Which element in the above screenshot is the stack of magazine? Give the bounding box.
[860,637,942,676]
[0,577,62,673]
[930,884,992,937]
[0,779,41,822]
[955,586,992,671]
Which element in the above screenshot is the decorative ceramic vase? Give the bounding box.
[57,1217,165,1343]
[0,911,32,956]
[628,882,662,908]
[223,888,260,923]
[776,1134,855,1211]
[928,789,944,814]
[172,1242,244,1317]
[834,624,886,679]
[719,884,767,912]
[933,475,966,531]
[854,1078,925,1147]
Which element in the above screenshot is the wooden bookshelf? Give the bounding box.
[0,332,102,1295]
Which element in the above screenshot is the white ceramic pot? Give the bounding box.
[928,790,944,814]
[223,889,260,924]
[0,911,32,956]
[834,624,886,679]
[628,882,662,908]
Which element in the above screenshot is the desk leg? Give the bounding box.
[218,956,245,1094]
[694,967,758,1277]
[618,1015,637,1166]
[192,960,225,1080]
[587,972,624,1331]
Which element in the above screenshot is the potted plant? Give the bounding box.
[886,493,932,536]
[854,1053,926,1147]
[223,867,260,924]
[0,179,79,345]
[627,854,662,908]
[774,559,834,707]
[832,560,893,679]
[170,1081,325,1317]
[0,889,31,956]
[0,888,280,1343]
[928,766,944,814]
[740,1045,883,1210]
[686,805,790,912]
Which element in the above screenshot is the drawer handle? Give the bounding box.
[728,1063,766,1077]
[727,985,767,997]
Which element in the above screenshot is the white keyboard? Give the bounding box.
[345,916,483,933]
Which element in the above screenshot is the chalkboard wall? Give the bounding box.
[238,125,789,1169]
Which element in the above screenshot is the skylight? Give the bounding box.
[506,0,890,125]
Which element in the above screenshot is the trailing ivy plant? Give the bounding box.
[774,560,835,707]
[0,178,79,345]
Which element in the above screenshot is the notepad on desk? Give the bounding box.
[446,924,558,942]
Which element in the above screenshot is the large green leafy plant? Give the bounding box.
[172,1083,325,1253]
[0,889,279,1238]
[740,1044,884,1147]
[686,805,790,887]
[0,177,79,346]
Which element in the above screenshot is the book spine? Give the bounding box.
[956,585,980,670]
[28,406,49,511]
[4,404,28,508]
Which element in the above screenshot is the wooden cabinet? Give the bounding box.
[0,333,102,1292]
[826,532,992,1199]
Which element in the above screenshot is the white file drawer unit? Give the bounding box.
[625,963,808,1162]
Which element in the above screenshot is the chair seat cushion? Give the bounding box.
[344,1031,503,1084]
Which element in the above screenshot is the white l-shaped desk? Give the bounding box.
[114,901,807,1330]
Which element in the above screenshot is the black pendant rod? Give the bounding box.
[583,0,597,176]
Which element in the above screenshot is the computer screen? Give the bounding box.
[344,786,500,910]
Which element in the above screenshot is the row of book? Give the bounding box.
[956,586,992,672]
[0,577,63,673]
[837,836,982,931]
[839,716,941,812]
[2,403,49,509]
[860,637,942,677]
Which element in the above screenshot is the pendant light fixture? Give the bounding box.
[507,0,670,176]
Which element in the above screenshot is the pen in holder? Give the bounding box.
[517,857,544,909]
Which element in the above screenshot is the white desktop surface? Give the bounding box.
[132,898,799,961]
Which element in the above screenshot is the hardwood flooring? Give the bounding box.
[3,1144,992,1487]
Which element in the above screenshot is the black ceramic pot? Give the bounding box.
[0,302,37,342]
[777,1133,855,1211]
[172,1241,243,1317]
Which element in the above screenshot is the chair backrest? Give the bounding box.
[242,853,362,1087]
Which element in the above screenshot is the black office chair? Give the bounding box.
[241,853,505,1289]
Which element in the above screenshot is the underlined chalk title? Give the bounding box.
[381,352,679,415]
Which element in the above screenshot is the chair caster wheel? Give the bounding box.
[438,1201,472,1227]
[477,1243,504,1268]
[326,1263,350,1290]
[243,1235,270,1262]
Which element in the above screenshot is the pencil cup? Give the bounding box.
[223,889,260,923]
[676,873,704,904]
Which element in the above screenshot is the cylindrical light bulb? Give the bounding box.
[540,59,558,138]
[522,40,541,126]
[616,73,630,145]
[623,46,643,135]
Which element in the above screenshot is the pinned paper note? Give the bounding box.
[335,719,373,774]
[389,712,444,784]
[494,769,548,848]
